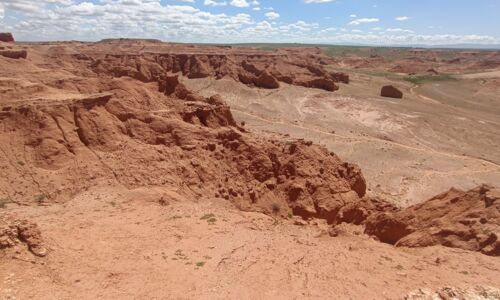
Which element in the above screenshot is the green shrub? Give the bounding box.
[34,193,48,204]
[404,74,456,85]
[0,197,10,208]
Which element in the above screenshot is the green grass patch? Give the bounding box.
[403,74,456,85]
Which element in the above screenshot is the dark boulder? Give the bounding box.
[381,85,403,99]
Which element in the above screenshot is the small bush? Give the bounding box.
[200,213,215,220]
[0,197,10,208]
[196,261,205,267]
[34,194,48,204]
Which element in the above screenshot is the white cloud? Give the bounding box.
[386,28,414,33]
[395,16,409,21]
[204,0,227,6]
[348,18,379,26]
[1,0,498,46]
[265,11,280,20]
[349,14,356,18]
[230,0,249,7]
[304,0,335,3]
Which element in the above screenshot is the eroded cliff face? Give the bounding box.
[77,43,349,91]
[0,47,365,223]
[365,185,500,256]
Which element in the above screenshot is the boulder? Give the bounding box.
[381,85,403,99]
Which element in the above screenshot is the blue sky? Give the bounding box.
[1,0,499,45]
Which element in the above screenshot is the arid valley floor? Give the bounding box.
[1,37,499,299]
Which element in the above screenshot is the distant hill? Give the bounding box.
[226,42,500,51]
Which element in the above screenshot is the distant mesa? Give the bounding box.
[380,85,403,99]
[98,38,162,43]
[0,33,15,43]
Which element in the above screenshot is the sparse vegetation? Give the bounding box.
[404,74,456,85]
[200,213,215,220]
[0,197,10,208]
[34,193,48,204]
[200,213,217,225]
[196,261,205,267]
[174,249,189,260]
[381,255,393,262]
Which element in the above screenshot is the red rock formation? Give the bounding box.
[364,185,500,256]
[0,216,47,257]
[254,70,280,89]
[84,46,348,91]
[0,50,27,59]
[0,33,15,43]
[0,70,365,222]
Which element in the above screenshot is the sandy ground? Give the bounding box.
[186,70,500,206]
[2,185,500,300]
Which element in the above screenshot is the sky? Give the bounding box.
[1,0,500,46]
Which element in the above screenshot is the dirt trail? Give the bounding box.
[460,70,500,79]
[409,85,441,104]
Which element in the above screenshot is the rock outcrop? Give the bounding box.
[0,49,28,59]
[0,216,47,257]
[364,185,500,256]
[0,33,15,43]
[0,55,365,222]
[380,85,403,99]
[84,46,348,91]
